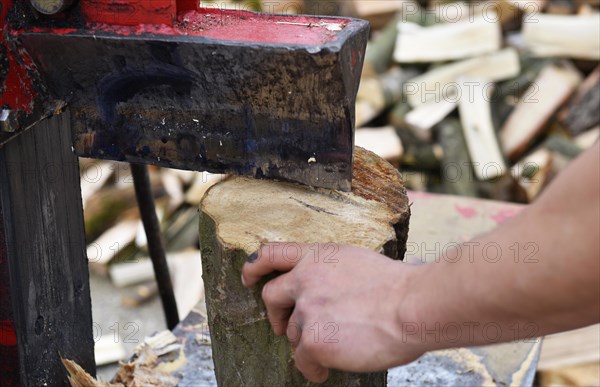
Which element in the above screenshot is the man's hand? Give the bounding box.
[240,143,600,384]
[241,243,425,383]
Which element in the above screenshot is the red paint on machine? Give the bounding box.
[80,0,177,26]
[90,8,348,45]
[1,0,37,112]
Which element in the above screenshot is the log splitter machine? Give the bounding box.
[0,0,368,384]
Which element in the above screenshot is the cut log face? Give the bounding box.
[199,146,410,386]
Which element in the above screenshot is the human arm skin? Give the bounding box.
[241,141,600,383]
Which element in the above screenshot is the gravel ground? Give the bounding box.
[90,270,166,382]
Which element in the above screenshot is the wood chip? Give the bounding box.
[95,335,127,366]
[62,358,119,387]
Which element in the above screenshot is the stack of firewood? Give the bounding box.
[339,0,599,204]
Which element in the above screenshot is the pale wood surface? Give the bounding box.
[500,63,581,160]
[458,77,506,180]
[394,14,501,63]
[198,147,410,386]
[523,14,600,60]
[538,324,600,370]
[407,48,520,107]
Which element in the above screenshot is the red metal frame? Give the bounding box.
[1,0,352,114]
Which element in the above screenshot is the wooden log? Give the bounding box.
[544,135,583,159]
[362,15,402,77]
[355,126,404,165]
[356,67,418,127]
[544,0,577,14]
[577,2,598,15]
[340,0,416,29]
[184,172,225,205]
[164,207,201,251]
[560,66,600,136]
[538,324,600,371]
[402,2,441,26]
[83,175,164,241]
[87,219,139,273]
[397,128,444,170]
[500,62,582,160]
[406,48,520,107]
[522,14,600,60]
[484,0,542,31]
[160,169,185,213]
[476,173,529,203]
[394,13,501,63]
[94,336,127,366]
[511,148,554,202]
[491,56,550,127]
[539,362,600,387]
[437,118,478,197]
[80,161,114,209]
[574,126,600,149]
[404,93,458,140]
[429,1,472,23]
[301,0,341,16]
[199,146,410,387]
[458,77,507,181]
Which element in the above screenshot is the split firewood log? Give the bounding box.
[198,146,410,386]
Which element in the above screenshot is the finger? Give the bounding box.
[286,311,303,348]
[242,242,306,287]
[293,343,329,384]
[261,273,296,336]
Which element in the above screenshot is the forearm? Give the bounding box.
[403,142,600,350]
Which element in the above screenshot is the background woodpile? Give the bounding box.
[342,0,599,205]
[84,0,599,384]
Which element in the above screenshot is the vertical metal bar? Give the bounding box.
[130,163,180,330]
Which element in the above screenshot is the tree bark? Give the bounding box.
[199,146,410,386]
